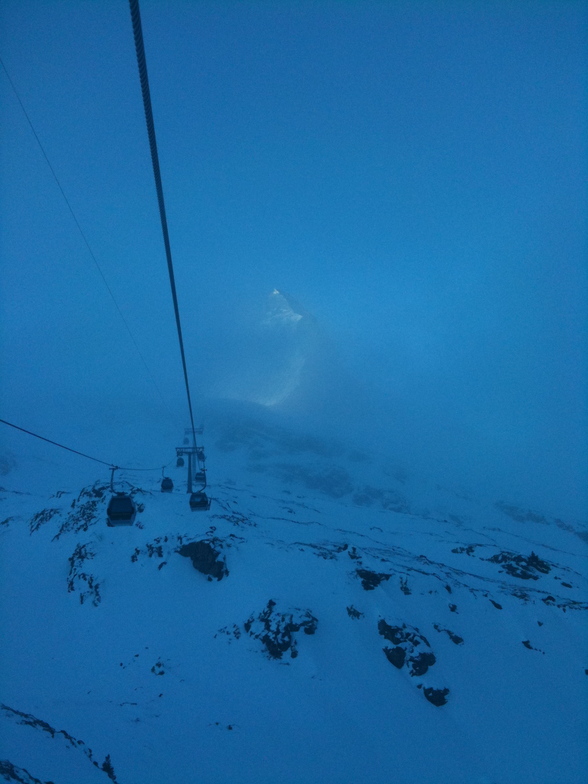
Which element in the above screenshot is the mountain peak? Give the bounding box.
[264,289,308,327]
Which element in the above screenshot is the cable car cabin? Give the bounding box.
[196,448,205,462]
[107,494,137,526]
[189,492,210,511]
[194,471,206,485]
[161,477,174,493]
[176,457,185,467]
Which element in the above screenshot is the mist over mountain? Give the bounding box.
[183,287,585,522]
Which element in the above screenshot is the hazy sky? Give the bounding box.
[1,1,586,517]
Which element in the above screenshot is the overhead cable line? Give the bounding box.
[0,418,169,472]
[0,55,177,426]
[128,0,198,439]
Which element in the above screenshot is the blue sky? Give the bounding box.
[0,0,586,517]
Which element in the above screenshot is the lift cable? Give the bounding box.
[128,0,197,440]
[0,55,177,427]
[0,418,171,472]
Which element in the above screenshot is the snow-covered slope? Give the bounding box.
[1,406,587,784]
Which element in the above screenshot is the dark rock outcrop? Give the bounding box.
[522,640,544,653]
[486,550,551,580]
[433,624,464,645]
[384,646,406,669]
[378,620,449,706]
[29,507,61,534]
[356,569,391,591]
[378,620,437,677]
[178,540,228,581]
[423,687,450,706]
[67,542,101,606]
[243,599,318,659]
[52,482,110,541]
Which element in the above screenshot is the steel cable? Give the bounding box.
[0,418,171,472]
[128,0,198,440]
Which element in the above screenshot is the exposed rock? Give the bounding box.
[178,540,228,581]
[0,760,50,784]
[346,605,364,619]
[378,620,437,677]
[399,577,411,595]
[293,541,344,560]
[384,646,406,669]
[356,569,391,591]
[378,620,449,704]
[433,624,464,645]
[486,550,551,580]
[101,754,117,781]
[243,599,318,659]
[522,640,544,653]
[67,543,101,606]
[378,619,429,649]
[409,651,436,677]
[451,544,478,555]
[215,624,242,642]
[53,482,109,541]
[423,687,450,707]
[452,544,556,584]
[0,703,119,781]
[28,507,61,534]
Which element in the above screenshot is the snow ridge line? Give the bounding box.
[0,704,120,783]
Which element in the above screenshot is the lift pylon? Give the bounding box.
[176,428,210,511]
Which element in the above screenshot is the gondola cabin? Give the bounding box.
[194,470,206,485]
[107,493,137,526]
[176,457,184,467]
[189,492,211,511]
[161,477,174,493]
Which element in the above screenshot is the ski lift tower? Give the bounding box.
[176,427,210,511]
